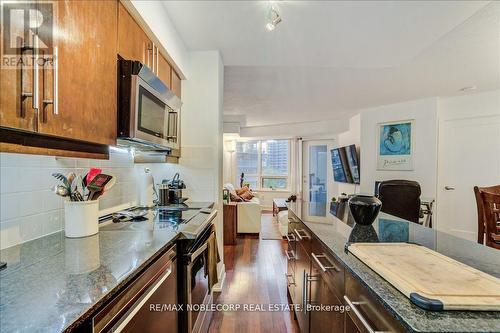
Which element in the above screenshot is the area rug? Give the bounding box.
[260,213,284,240]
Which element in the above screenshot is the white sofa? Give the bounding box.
[224,184,262,234]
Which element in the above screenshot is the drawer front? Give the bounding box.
[311,237,345,300]
[345,270,406,333]
[93,245,177,332]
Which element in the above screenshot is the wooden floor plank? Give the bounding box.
[208,232,299,333]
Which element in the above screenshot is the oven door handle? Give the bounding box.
[187,242,208,262]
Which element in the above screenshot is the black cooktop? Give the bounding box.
[155,207,199,225]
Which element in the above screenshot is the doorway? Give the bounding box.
[437,95,500,241]
[302,140,335,217]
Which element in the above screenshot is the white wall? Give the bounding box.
[359,98,439,199]
[179,51,225,265]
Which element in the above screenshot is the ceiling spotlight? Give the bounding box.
[266,5,282,31]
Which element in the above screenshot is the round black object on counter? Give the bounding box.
[348,195,382,226]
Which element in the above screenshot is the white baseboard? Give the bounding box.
[212,264,226,292]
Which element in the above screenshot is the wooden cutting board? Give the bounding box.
[348,243,500,311]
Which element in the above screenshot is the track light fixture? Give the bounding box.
[266,5,282,31]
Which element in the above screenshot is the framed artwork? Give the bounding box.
[377,120,414,170]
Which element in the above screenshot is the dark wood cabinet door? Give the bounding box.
[38,0,117,145]
[0,2,38,132]
[157,52,172,89]
[118,2,151,64]
[310,259,344,333]
[171,68,181,98]
[345,313,362,333]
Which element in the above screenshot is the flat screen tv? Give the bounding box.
[331,144,360,184]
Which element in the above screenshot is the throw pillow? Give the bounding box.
[230,193,242,202]
[236,186,249,196]
[240,191,254,201]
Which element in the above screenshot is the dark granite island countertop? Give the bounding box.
[287,201,500,333]
[0,204,215,333]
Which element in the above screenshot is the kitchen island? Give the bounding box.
[0,204,215,333]
[286,201,500,333]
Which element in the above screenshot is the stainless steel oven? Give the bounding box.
[118,60,181,151]
[178,218,217,333]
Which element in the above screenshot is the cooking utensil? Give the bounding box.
[87,174,113,200]
[52,185,69,197]
[52,173,71,189]
[104,175,116,192]
[112,209,148,222]
[86,167,102,185]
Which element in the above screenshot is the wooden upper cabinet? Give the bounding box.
[0,2,38,132]
[171,69,182,98]
[37,0,117,146]
[157,53,172,89]
[118,2,151,64]
[118,2,181,99]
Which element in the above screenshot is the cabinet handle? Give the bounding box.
[42,46,58,115]
[285,250,295,261]
[33,35,39,112]
[294,229,310,240]
[302,271,307,312]
[152,43,156,73]
[112,263,173,332]
[156,46,159,74]
[286,233,296,243]
[311,253,341,272]
[20,38,32,118]
[344,295,391,333]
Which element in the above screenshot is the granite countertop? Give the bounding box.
[0,204,215,333]
[287,201,500,333]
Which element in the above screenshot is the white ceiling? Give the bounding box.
[163,1,499,127]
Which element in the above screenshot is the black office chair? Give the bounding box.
[377,180,421,223]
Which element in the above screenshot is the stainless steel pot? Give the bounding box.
[158,184,188,205]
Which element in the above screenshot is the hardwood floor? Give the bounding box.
[208,235,299,333]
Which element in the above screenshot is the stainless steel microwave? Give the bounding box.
[117,60,182,151]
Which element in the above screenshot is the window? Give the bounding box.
[235,139,290,190]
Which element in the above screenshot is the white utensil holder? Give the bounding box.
[64,200,99,238]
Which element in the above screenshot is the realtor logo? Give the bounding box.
[2,1,53,55]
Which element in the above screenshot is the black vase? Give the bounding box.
[348,195,382,226]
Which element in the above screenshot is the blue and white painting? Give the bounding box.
[377,120,414,170]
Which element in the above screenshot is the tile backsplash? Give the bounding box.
[0,147,219,250]
[0,150,170,249]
